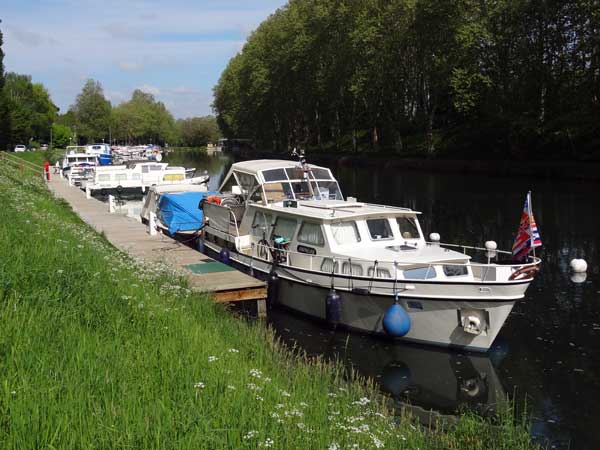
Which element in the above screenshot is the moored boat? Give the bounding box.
[199,156,541,351]
[140,184,217,236]
[81,161,209,196]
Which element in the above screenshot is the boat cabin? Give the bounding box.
[219,159,343,205]
[204,160,472,281]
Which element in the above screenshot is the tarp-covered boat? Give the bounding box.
[154,190,218,235]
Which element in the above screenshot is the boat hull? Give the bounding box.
[274,277,513,351]
[202,240,524,352]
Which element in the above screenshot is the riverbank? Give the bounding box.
[0,154,539,449]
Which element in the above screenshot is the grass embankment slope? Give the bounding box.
[0,154,539,449]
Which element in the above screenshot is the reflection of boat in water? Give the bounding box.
[268,308,507,419]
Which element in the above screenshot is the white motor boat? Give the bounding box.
[199,157,541,352]
[61,148,98,186]
[81,161,208,195]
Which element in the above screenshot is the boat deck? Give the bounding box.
[48,175,267,306]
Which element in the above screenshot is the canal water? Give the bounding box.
[159,151,599,449]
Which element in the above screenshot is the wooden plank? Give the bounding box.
[212,287,267,303]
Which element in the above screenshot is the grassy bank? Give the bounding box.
[0,157,539,449]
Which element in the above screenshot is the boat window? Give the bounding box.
[290,181,312,200]
[264,182,293,203]
[331,222,361,245]
[397,216,420,239]
[342,261,364,276]
[403,267,436,279]
[98,174,110,182]
[150,165,163,171]
[131,173,141,181]
[443,265,468,277]
[285,167,304,180]
[311,181,343,200]
[251,212,272,237]
[297,222,325,246]
[115,173,127,182]
[142,166,149,173]
[320,258,339,273]
[263,168,287,182]
[367,267,392,278]
[309,168,332,180]
[272,217,297,241]
[367,219,393,240]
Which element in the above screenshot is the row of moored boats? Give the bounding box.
[61,148,541,352]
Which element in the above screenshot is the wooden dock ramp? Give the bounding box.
[47,175,267,310]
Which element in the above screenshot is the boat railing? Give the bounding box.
[429,241,513,256]
[203,202,244,237]
[247,242,541,282]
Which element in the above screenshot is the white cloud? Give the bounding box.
[138,84,161,96]
[2,0,287,117]
[118,61,144,72]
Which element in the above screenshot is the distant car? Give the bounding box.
[14,145,26,152]
[40,144,49,150]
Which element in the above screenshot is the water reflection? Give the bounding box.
[161,152,600,449]
[269,308,506,420]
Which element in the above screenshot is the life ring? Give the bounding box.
[509,265,539,281]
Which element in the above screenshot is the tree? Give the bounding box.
[0,20,12,150]
[213,0,600,159]
[4,72,57,145]
[51,123,72,148]
[70,79,111,143]
[111,89,177,146]
[177,116,219,147]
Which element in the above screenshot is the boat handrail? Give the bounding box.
[360,202,415,212]
[247,241,541,280]
[429,241,513,256]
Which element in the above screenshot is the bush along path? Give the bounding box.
[0,159,539,449]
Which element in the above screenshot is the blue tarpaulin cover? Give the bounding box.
[158,191,218,235]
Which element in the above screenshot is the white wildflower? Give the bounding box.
[328,443,340,450]
[371,435,384,448]
[228,348,239,353]
[243,430,258,440]
[352,397,371,406]
[208,356,218,362]
[279,389,291,397]
[249,368,263,378]
[259,438,274,447]
[227,385,236,390]
[194,382,205,389]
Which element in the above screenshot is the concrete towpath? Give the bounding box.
[47,175,266,304]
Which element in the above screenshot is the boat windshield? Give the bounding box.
[260,166,343,202]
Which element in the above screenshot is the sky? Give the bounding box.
[1,0,286,118]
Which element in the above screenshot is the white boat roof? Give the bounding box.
[150,184,210,194]
[65,153,96,158]
[229,159,329,176]
[253,199,420,222]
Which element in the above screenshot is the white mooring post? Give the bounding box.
[108,195,116,213]
[68,175,73,186]
[85,186,91,199]
[149,212,157,236]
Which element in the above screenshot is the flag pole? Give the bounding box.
[528,191,536,260]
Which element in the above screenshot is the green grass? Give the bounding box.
[0,159,540,449]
